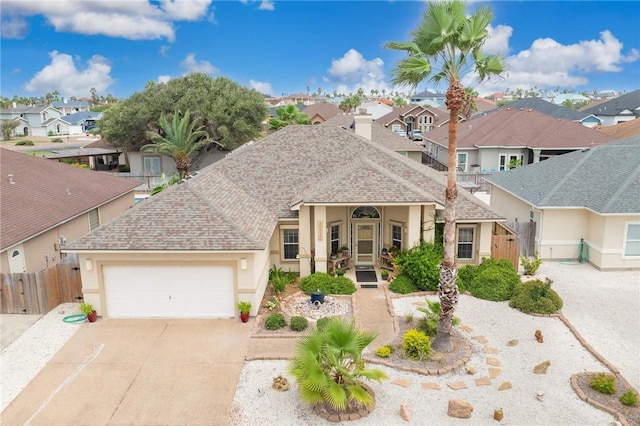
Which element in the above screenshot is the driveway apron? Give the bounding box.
[1,319,251,426]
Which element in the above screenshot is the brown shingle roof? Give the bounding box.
[0,149,139,250]
[301,103,341,122]
[594,119,640,139]
[424,108,615,149]
[67,126,503,252]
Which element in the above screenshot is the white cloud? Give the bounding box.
[0,0,213,41]
[1,16,28,38]
[249,80,273,95]
[159,45,171,57]
[158,75,172,84]
[23,51,114,97]
[180,53,218,75]
[484,24,512,56]
[326,49,389,94]
[258,1,275,11]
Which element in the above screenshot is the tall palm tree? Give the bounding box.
[386,0,506,351]
[269,105,311,130]
[141,110,211,178]
[462,87,479,120]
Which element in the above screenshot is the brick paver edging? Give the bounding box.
[311,383,376,423]
[570,373,631,426]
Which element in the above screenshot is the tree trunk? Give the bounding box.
[433,79,464,352]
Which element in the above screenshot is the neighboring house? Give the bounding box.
[300,103,341,124]
[322,112,424,163]
[284,93,313,106]
[550,93,590,105]
[410,90,446,107]
[484,137,640,271]
[1,149,139,274]
[423,108,615,172]
[581,90,640,126]
[64,116,508,319]
[44,137,123,171]
[594,118,640,139]
[376,105,446,135]
[61,110,103,133]
[0,104,67,137]
[51,100,91,116]
[487,97,601,127]
[357,101,393,119]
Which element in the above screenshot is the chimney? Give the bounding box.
[354,108,372,140]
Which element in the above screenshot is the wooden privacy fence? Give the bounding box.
[505,221,536,256]
[491,223,520,270]
[0,254,83,314]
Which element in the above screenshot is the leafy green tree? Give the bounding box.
[1,119,20,140]
[141,110,211,178]
[99,73,266,161]
[269,105,311,130]
[288,318,387,412]
[393,96,407,107]
[386,0,506,351]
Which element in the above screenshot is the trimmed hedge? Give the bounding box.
[457,258,520,301]
[509,279,563,314]
[393,241,443,291]
[389,274,419,294]
[299,272,356,295]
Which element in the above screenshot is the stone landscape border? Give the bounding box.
[570,373,632,426]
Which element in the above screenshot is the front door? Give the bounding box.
[8,244,26,273]
[355,223,376,265]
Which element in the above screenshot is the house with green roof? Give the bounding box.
[484,137,640,271]
[64,114,509,320]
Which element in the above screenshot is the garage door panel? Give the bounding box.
[103,265,234,319]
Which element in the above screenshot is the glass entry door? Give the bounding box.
[355,223,376,264]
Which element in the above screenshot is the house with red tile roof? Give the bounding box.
[1,149,139,273]
[423,107,615,172]
[64,114,510,320]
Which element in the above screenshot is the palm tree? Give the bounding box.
[141,110,211,178]
[386,0,506,351]
[289,318,387,413]
[269,105,311,130]
[1,119,20,140]
[461,87,479,120]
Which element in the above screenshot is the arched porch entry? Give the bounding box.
[350,206,381,267]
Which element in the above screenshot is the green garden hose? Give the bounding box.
[63,313,87,324]
[578,239,589,263]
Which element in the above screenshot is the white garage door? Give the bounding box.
[103,265,234,319]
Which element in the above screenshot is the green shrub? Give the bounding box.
[389,274,419,294]
[375,345,394,358]
[509,279,563,314]
[589,373,616,394]
[263,295,280,311]
[118,164,130,172]
[620,390,638,407]
[335,268,346,277]
[393,241,443,291]
[289,316,309,332]
[299,272,356,295]
[316,317,334,331]
[52,137,64,143]
[416,299,460,337]
[269,265,296,294]
[15,140,34,146]
[460,258,520,301]
[520,252,542,275]
[264,313,287,330]
[402,329,432,361]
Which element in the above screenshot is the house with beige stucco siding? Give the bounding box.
[0,149,139,274]
[484,136,640,271]
[64,115,507,320]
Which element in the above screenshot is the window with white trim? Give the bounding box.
[391,124,401,132]
[498,153,524,171]
[330,224,340,256]
[624,223,640,256]
[143,156,161,174]
[282,228,299,260]
[88,208,100,230]
[391,223,403,251]
[456,226,475,260]
[457,152,468,172]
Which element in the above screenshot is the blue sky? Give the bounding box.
[1,1,639,100]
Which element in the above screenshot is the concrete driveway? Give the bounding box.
[1,319,251,426]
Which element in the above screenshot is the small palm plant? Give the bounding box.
[289,318,387,413]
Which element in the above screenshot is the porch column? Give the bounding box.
[299,206,312,277]
[422,205,437,242]
[314,206,328,273]
[478,222,492,259]
[407,205,422,247]
[532,149,541,163]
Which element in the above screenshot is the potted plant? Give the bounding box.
[79,302,97,322]
[380,269,389,281]
[238,301,252,323]
[339,245,349,258]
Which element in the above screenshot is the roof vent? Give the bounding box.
[528,108,532,112]
[8,174,15,184]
